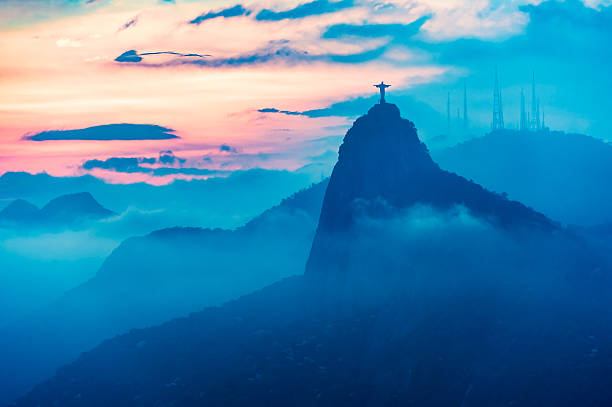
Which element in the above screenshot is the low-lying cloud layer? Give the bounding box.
[82,151,223,177]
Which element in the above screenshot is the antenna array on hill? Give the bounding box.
[492,67,504,130]
[463,83,468,129]
[520,89,527,131]
[447,92,451,135]
[529,72,542,131]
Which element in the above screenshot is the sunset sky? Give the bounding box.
[1,0,611,183]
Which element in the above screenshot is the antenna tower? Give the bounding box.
[492,67,504,130]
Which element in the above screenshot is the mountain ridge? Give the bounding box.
[0,192,114,228]
[11,104,612,407]
[432,129,612,226]
[0,199,39,223]
[0,179,328,405]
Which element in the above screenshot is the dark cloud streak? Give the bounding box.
[140,51,210,57]
[255,0,354,21]
[115,42,386,68]
[322,16,429,40]
[219,144,238,153]
[158,150,186,165]
[115,50,210,62]
[115,50,142,62]
[82,154,221,177]
[189,4,249,25]
[25,124,178,141]
[118,15,138,31]
[258,93,447,141]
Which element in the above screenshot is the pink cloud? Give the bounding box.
[0,0,450,181]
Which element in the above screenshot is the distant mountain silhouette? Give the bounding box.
[0,180,328,405]
[12,104,612,407]
[432,129,612,226]
[0,192,114,228]
[0,199,39,224]
[39,192,115,222]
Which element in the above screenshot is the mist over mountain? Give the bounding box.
[0,169,316,328]
[0,169,316,231]
[432,129,612,226]
[0,229,112,328]
[0,193,117,326]
[14,103,612,407]
[0,180,327,405]
[307,103,553,275]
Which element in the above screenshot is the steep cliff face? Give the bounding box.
[307,103,554,274]
[312,103,435,234]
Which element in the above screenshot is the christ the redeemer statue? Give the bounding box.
[374,81,391,104]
